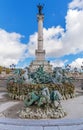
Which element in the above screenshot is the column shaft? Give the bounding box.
[37,15,44,51]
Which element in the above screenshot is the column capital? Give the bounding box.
[37,14,44,21]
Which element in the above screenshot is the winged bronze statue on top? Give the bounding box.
[37,3,44,15]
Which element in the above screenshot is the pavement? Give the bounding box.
[0,92,6,99]
[0,89,83,129]
[61,95,83,119]
[0,92,19,117]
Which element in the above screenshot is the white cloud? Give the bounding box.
[50,59,68,68]
[0,0,83,67]
[0,29,27,67]
[27,32,37,57]
[27,26,64,57]
[50,58,83,70]
[27,0,83,58]
[69,0,83,9]
[43,27,64,57]
[70,58,83,69]
[62,8,83,55]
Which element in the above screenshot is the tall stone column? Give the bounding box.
[35,5,45,61]
[37,14,44,50]
[29,4,52,73]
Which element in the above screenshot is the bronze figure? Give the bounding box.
[37,4,44,15]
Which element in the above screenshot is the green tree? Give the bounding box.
[0,66,3,74]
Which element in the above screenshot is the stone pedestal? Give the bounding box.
[35,50,45,61]
[29,60,52,73]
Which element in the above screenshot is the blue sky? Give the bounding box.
[0,0,71,38]
[0,0,83,69]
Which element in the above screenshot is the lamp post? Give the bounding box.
[10,64,16,71]
[65,64,71,77]
[81,62,83,72]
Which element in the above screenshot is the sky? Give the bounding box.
[0,0,83,70]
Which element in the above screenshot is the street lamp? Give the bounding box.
[81,62,83,72]
[65,64,71,73]
[10,64,16,70]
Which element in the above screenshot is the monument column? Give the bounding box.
[37,14,44,50]
[35,4,45,61]
[29,4,52,73]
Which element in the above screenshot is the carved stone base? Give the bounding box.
[29,60,52,73]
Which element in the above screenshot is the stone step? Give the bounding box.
[0,118,83,130]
